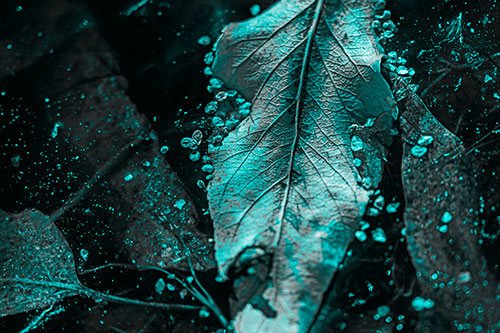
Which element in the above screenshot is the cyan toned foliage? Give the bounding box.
[207,0,396,330]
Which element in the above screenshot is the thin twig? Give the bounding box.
[80,261,229,328]
[0,278,199,312]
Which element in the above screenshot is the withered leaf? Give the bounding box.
[207,0,396,330]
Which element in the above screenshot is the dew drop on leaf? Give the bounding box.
[205,101,217,114]
[386,202,400,214]
[411,296,435,311]
[80,248,89,262]
[355,231,367,242]
[250,4,260,16]
[351,135,364,152]
[372,228,387,243]
[160,145,169,154]
[190,151,201,162]
[374,195,385,210]
[180,137,193,148]
[212,117,224,128]
[417,135,434,146]
[124,173,134,182]
[192,130,203,145]
[201,164,214,173]
[174,199,186,210]
[441,211,453,223]
[197,180,206,189]
[197,35,211,46]
[411,145,427,157]
[198,307,210,318]
[438,225,448,233]
[155,278,166,294]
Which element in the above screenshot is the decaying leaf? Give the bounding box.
[0,0,94,80]
[207,0,396,330]
[398,84,500,331]
[0,209,80,316]
[35,28,214,271]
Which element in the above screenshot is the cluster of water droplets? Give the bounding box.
[174,41,253,189]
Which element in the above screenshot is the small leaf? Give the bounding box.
[0,209,80,316]
[207,0,396,330]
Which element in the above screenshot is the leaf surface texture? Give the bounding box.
[207,0,396,330]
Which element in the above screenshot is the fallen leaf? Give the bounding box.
[34,28,214,271]
[398,84,500,331]
[0,209,80,316]
[207,0,396,330]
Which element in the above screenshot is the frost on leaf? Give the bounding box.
[398,84,500,331]
[207,0,396,330]
[0,209,80,316]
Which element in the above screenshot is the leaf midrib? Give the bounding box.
[272,0,326,249]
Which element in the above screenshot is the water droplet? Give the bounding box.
[377,305,390,317]
[197,180,206,189]
[201,164,214,173]
[438,225,448,233]
[204,52,214,65]
[238,108,250,118]
[199,307,210,318]
[209,78,223,89]
[367,207,380,217]
[374,195,385,210]
[353,158,362,167]
[192,130,203,145]
[174,199,186,210]
[167,283,176,291]
[51,121,63,138]
[355,231,367,242]
[250,4,261,16]
[215,91,228,102]
[124,173,134,182]
[203,66,213,76]
[80,248,89,262]
[411,296,434,311]
[197,35,211,46]
[386,202,400,214]
[205,101,217,114]
[417,135,433,146]
[180,137,194,148]
[190,151,201,161]
[212,117,224,127]
[360,221,370,230]
[458,271,471,283]
[441,211,452,223]
[179,289,188,299]
[160,145,169,154]
[155,278,166,294]
[351,135,364,151]
[396,66,409,76]
[372,228,387,243]
[411,145,427,157]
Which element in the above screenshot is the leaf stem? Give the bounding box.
[1,277,199,312]
[79,262,229,328]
